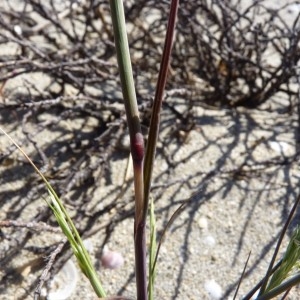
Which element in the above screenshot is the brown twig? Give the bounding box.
[34,240,66,300]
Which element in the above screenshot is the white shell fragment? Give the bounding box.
[44,259,78,300]
[204,279,223,300]
[101,249,124,270]
[13,25,22,36]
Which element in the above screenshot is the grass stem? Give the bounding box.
[108,1,146,298]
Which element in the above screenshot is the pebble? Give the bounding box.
[204,235,216,247]
[204,279,223,299]
[198,217,208,229]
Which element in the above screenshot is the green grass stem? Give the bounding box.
[108,1,147,299]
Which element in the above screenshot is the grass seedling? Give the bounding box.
[1,0,179,298]
[109,0,178,299]
[3,0,300,299]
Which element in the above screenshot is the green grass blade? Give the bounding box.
[256,273,300,300]
[258,193,300,297]
[264,226,300,293]
[0,127,106,298]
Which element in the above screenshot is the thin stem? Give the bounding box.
[233,251,251,300]
[242,260,282,300]
[108,1,147,299]
[143,0,179,221]
[256,273,300,300]
[148,197,156,300]
[108,0,144,224]
[152,201,187,276]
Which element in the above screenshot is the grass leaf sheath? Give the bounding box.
[109,1,147,299]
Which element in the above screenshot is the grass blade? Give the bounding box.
[143,0,179,221]
[0,127,106,298]
[258,193,300,296]
[265,226,300,292]
[256,273,300,300]
[152,201,188,279]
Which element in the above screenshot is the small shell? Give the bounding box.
[204,279,222,299]
[101,250,124,269]
[44,259,78,300]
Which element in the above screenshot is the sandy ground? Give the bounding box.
[1,1,300,300]
[1,96,300,300]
